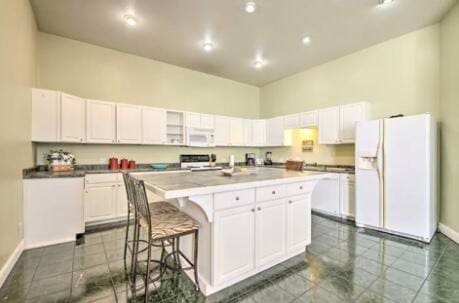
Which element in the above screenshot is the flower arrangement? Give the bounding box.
[45,149,76,171]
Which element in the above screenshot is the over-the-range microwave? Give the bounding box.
[186,128,215,147]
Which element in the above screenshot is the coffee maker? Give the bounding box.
[264,152,273,165]
[245,153,256,166]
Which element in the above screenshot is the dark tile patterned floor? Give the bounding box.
[1,214,459,303]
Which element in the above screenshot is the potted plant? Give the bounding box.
[45,149,76,172]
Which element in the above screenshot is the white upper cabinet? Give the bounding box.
[318,106,340,144]
[265,117,285,146]
[215,116,231,146]
[300,111,318,127]
[339,102,368,143]
[283,114,301,129]
[252,120,266,147]
[243,119,253,146]
[230,118,245,146]
[142,107,166,145]
[86,100,116,144]
[201,114,215,129]
[185,112,201,128]
[61,93,86,143]
[32,89,60,142]
[116,104,142,144]
[185,112,215,130]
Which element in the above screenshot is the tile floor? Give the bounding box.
[1,214,459,303]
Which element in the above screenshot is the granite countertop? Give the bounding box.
[23,162,354,179]
[135,167,326,199]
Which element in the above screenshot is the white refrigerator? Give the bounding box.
[355,113,438,242]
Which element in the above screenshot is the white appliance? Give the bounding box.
[23,177,85,248]
[186,128,215,147]
[355,113,437,242]
[180,154,222,171]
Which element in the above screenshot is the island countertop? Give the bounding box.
[133,167,327,199]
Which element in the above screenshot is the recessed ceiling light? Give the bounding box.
[302,36,312,45]
[124,14,137,26]
[245,1,257,13]
[377,0,394,6]
[253,59,265,69]
[202,42,215,52]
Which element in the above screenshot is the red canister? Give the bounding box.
[109,157,119,170]
[120,159,128,170]
[128,160,136,169]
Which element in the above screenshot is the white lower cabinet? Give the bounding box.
[84,185,117,222]
[311,173,356,220]
[255,199,287,267]
[213,205,255,285]
[212,184,312,286]
[340,174,356,219]
[84,174,128,224]
[287,195,311,253]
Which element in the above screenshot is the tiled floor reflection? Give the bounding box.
[1,214,459,302]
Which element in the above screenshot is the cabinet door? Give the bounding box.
[116,104,142,144]
[215,116,230,146]
[31,89,60,142]
[311,175,340,215]
[265,117,284,146]
[116,184,128,218]
[287,196,311,253]
[252,120,266,146]
[84,185,116,222]
[87,100,116,143]
[340,177,356,219]
[186,112,201,128]
[230,118,245,146]
[340,103,367,143]
[200,114,215,130]
[213,205,255,284]
[243,119,253,146]
[255,199,287,267]
[142,107,166,144]
[318,107,340,144]
[284,114,300,129]
[301,111,318,127]
[61,93,86,143]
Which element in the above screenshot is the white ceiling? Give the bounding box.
[30,0,456,86]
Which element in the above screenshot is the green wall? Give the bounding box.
[259,25,441,165]
[36,33,261,164]
[0,0,36,270]
[440,3,459,234]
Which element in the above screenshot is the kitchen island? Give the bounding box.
[133,167,327,295]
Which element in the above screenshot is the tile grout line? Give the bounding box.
[409,242,450,303]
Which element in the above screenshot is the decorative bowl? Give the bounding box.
[150,163,169,171]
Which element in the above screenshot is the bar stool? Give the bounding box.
[122,173,178,277]
[129,176,200,302]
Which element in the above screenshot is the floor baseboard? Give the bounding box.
[0,240,24,288]
[439,223,459,244]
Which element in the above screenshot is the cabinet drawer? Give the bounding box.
[256,184,287,202]
[287,181,314,196]
[85,173,119,185]
[214,189,255,210]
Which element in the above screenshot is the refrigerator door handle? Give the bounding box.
[376,120,385,228]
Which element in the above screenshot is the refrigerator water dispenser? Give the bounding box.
[358,152,378,170]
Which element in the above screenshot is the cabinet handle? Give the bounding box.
[235,196,240,201]
[251,208,255,212]
[289,200,292,204]
[80,138,83,142]
[272,190,276,195]
[257,207,261,211]
[112,140,115,143]
[299,186,303,190]
[112,185,116,188]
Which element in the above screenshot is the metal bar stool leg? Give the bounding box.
[193,231,200,291]
[123,205,131,269]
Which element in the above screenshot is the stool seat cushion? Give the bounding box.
[140,211,199,240]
